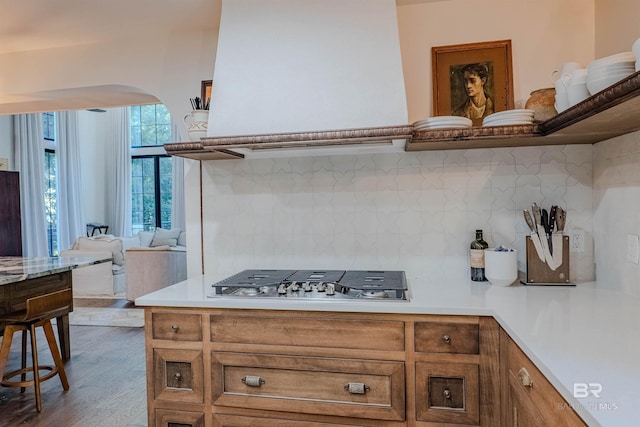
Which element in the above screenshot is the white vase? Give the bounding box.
[183,110,209,141]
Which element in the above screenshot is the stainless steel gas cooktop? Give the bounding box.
[209,269,408,301]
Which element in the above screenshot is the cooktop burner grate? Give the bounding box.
[210,269,408,301]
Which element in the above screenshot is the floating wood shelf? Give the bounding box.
[165,71,640,158]
[408,70,640,151]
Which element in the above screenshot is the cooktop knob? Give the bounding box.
[290,281,300,292]
[277,284,287,295]
[316,282,326,292]
[303,282,313,292]
[326,283,335,296]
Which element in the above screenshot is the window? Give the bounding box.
[43,113,57,256]
[130,104,173,232]
[131,156,172,232]
[130,104,171,147]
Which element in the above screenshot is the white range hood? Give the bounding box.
[203,0,409,158]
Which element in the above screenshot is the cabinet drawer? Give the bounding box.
[212,352,405,421]
[214,414,366,427]
[152,312,202,341]
[415,362,479,425]
[414,321,479,354]
[154,348,204,404]
[211,314,404,351]
[506,338,586,426]
[155,409,204,427]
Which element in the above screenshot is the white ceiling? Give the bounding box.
[0,0,220,55]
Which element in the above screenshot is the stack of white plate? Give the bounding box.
[482,109,535,127]
[586,52,636,95]
[632,38,640,71]
[413,116,472,130]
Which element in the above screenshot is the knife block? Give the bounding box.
[524,235,570,284]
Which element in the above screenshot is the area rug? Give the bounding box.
[67,307,145,328]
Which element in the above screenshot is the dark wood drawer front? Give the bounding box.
[155,409,204,427]
[212,353,405,421]
[210,315,404,351]
[154,349,204,404]
[152,312,202,341]
[416,362,479,425]
[414,321,479,354]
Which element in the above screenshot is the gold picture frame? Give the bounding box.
[432,40,514,126]
[201,80,212,109]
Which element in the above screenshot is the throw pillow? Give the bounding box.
[150,228,181,247]
[138,231,154,247]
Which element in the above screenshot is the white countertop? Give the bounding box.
[136,273,640,426]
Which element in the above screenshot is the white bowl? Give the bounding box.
[632,38,640,58]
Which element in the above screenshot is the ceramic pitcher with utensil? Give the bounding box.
[183,110,209,141]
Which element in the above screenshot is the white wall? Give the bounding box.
[590,0,640,295]
[397,0,595,123]
[595,0,640,56]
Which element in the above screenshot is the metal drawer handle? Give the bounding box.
[242,376,265,387]
[518,367,534,388]
[442,334,451,344]
[174,372,182,381]
[443,388,452,399]
[344,382,370,395]
[171,324,179,331]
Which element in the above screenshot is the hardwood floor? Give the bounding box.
[0,301,147,426]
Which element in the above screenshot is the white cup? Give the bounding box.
[554,79,570,112]
[550,62,585,83]
[632,38,640,59]
[567,82,590,106]
[485,248,518,287]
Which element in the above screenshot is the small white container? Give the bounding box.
[485,248,518,287]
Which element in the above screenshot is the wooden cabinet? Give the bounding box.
[0,171,22,256]
[500,329,586,427]
[413,317,500,426]
[145,308,501,426]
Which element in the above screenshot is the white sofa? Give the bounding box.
[60,228,187,299]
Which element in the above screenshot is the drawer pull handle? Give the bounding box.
[174,372,182,381]
[518,367,534,388]
[442,334,451,344]
[171,324,179,331]
[443,388,452,399]
[242,376,265,387]
[344,382,370,395]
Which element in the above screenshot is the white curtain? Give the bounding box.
[56,111,85,251]
[105,107,132,237]
[13,114,49,257]
[171,122,186,230]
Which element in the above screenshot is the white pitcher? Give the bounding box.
[183,110,209,141]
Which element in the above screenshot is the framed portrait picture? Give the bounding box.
[432,40,514,126]
[201,80,212,109]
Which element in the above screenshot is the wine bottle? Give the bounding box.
[470,229,488,281]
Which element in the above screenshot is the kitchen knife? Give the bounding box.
[541,209,552,254]
[523,209,536,233]
[524,210,545,262]
[532,203,542,226]
[556,207,566,233]
[549,206,557,232]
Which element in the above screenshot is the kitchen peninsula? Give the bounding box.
[0,256,110,360]
[137,271,638,427]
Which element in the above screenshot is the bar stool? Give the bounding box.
[0,288,72,412]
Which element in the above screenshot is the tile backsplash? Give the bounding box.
[593,130,640,296]
[201,144,595,284]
